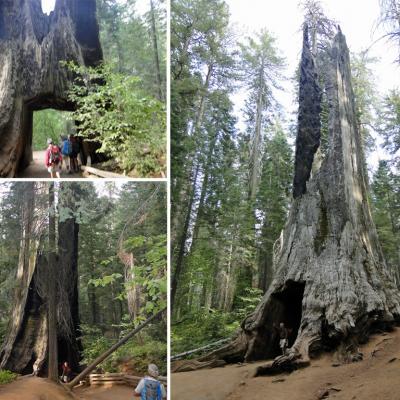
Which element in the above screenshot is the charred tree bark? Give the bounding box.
[0,182,82,375]
[57,183,83,373]
[48,183,58,382]
[196,28,400,366]
[0,0,102,177]
[293,26,322,198]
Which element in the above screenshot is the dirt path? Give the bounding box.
[172,328,400,400]
[17,151,83,178]
[75,385,133,399]
[0,376,134,400]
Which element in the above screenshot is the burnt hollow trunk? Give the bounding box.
[0,0,102,177]
[199,28,400,365]
[0,183,82,375]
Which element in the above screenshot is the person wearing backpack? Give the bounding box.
[134,364,166,400]
[69,134,81,173]
[61,135,72,173]
[45,138,62,178]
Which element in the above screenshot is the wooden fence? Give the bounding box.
[88,373,167,388]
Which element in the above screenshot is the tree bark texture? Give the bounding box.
[197,28,400,365]
[0,0,102,177]
[48,183,58,381]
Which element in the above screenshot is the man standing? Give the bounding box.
[134,364,166,400]
[278,322,289,355]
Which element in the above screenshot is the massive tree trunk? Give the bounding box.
[47,183,58,382]
[196,27,400,365]
[0,182,83,375]
[57,183,83,373]
[0,183,47,374]
[0,0,102,177]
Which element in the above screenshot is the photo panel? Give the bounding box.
[0,180,167,397]
[0,0,166,179]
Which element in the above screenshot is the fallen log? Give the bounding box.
[171,338,230,360]
[81,165,126,178]
[66,308,166,389]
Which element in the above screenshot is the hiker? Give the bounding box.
[134,364,166,400]
[69,134,80,173]
[276,322,289,355]
[45,138,62,178]
[60,361,71,383]
[61,135,72,173]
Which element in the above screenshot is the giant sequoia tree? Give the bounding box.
[0,0,102,177]
[0,183,82,375]
[194,27,400,366]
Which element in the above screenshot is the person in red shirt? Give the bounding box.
[61,361,71,383]
[45,138,62,178]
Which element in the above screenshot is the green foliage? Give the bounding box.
[0,370,18,385]
[97,0,166,99]
[124,234,167,316]
[64,62,166,176]
[81,324,166,375]
[371,160,400,274]
[378,89,400,169]
[89,273,123,287]
[32,109,72,150]
[232,287,263,321]
[171,310,239,355]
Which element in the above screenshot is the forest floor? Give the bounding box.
[172,327,400,400]
[17,151,83,178]
[0,376,133,400]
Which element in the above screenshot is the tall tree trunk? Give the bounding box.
[171,162,200,310]
[197,27,400,365]
[0,183,47,374]
[171,64,213,249]
[57,182,83,372]
[47,183,58,382]
[149,0,163,100]
[249,63,264,201]
[0,0,102,177]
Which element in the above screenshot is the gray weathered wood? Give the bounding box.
[197,27,400,366]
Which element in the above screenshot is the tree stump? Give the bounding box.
[200,28,400,366]
[0,0,102,177]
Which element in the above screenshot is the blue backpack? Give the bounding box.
[62,139,72,156]
[141,378,162,400]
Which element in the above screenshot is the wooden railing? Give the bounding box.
[88,373,167,388]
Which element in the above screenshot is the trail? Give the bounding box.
[172,327,400,400]
[0,376,133,400]
[17,151,83,178]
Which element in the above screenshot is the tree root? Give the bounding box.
[254,352,310,376]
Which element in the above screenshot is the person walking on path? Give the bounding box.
[61,135,72,173]
[134,364,166,400]
[45,138,62,178]
[69,135,80,173]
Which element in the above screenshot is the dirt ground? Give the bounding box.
[172,327,400,400]
[17,150,83,178]
[0,377,134,400]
